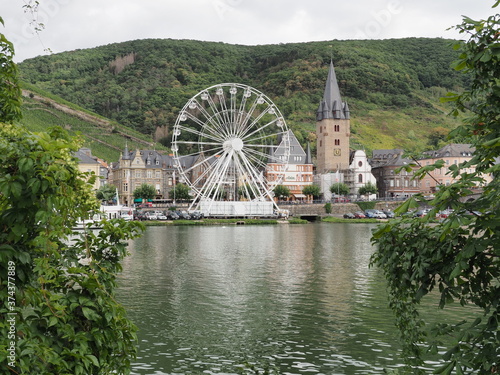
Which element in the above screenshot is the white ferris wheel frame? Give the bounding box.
[171,83,290,214]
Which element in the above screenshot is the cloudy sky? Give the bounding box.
[2,0,497,62]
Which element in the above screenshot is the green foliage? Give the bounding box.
[358,181,378,197]
[273,185,290,200]
[96,183,118,203]
[356,201,376,210]
[329,183,349,196]
[324,202,332,214]
[0,123,144,374]
[169,183,191,200]
[133,183,156,201]
[370,9,500,374]
[0,21,22,123]
[302,184,321,198]
[17,37,468,154]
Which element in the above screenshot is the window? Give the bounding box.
[334,125,340,132]
[358,174,363,183]
[156,170,161,178]
[147,170,152,179]
[334,139,340,146]
[135,170,141,178]
[358,161,363,167]
[123,182,128,192]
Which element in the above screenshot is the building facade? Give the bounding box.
[370,149,420,199]
[110,146,178,206]
[266,130,314,201]
[75,147,108,190]
[418,143,492,195]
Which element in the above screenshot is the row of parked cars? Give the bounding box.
[343,209,395,219]
[134,210,204,221]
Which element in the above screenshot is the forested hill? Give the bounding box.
[18,37,467,154]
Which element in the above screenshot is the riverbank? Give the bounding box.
[140,216,380,226]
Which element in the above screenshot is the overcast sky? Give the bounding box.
[2,0,497,62]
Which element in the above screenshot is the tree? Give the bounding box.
[329,182,349,196]
[358,182,378,200]
[0,124,144,374]
[370,8,500,374]
[169,183,191,201]
[427,126,450,148]
[302,184,321,199]
[0,17,22,123]
[133,183,156,201]
[273,184,290,200]
[96,183,118,204]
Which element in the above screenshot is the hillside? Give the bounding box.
[17,84,165,162]
[18,37,467,156]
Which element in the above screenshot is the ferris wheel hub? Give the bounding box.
[223,137,244,152]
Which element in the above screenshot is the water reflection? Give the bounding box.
[117,223,401,374]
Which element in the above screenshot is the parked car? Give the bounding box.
[157,212,168,220]
[189,211,204,220]
[133,211,147,221]
[364,209,377,218]
[168,211,179,220]
[413,209,430,218]
[364,209,387,219]
[438,209,453,219]
[343,212,355,219]
[176,210,191,220]
[144,212,158,220]
[382,210,395,218]
[138,202,153,208]
[353,211,366,219]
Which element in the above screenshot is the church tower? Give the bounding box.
[316,61,350,174]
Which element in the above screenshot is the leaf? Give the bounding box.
[483,137,500,148]
[48,315,58,327]
[86,354,99,367]
[433,360,455,375]
[81,307,100,321]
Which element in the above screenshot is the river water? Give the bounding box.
[115,223,426,374]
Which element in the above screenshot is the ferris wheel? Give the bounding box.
[171,83,290,212]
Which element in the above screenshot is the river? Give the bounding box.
[115,223,436,374]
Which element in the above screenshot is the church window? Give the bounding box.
[358,161,363,167]
[334,139,340,146]
[358,174,363,183]
[334,125,340,132]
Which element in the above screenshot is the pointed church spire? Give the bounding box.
[122,141,130,160]
[305,142,312,164]
[317,61,348,120]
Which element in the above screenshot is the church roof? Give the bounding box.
[270,130,311,165]
[316,61,350,121]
